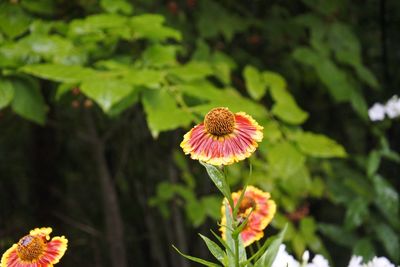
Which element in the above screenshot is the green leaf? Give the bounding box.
[100,0,133,15]
[262,71,287,92]
[11,79,46,125]
[107,87,140,117]
[350,88,368,120]
[186,201,206,227]
[254,224,287,267]
[269,85,308,125]
[261,120,282,143]
[293,47,355,102]
[199,234,226,264]
[367,150,381,177]
[281,166,311,196]
[19,35,85,65]
[353,238,375,262]
[169,62,214,81]
[201,196,222,220]
[173,245,221,267]
[329,22,361,67]
[197,0,249,41]
[316,58,353,102]
[142,89,193,138]
[292,233,306,258]
[355,65,379,89]
[292,47,320,66]
[80,78,134,112]
[372,175,399,225]
[222,202,247,266]
[122,69,165,88]
[200,162,232,207]
[344,198,369,230]
[299,217,316,240]
[374,223,399,262]
[20,0,56,16]
[293,132,346,158]
[0,4,32,39]
[243,65,267,100]
[267,141,305,178]
[78,14,127,30]
[0,78,14,109]
[55,83,75,101]
[142,44,177,67]
[319,223,357,247]
[130,14,181,41]
[302,0,341,15]
[21,64,96,83]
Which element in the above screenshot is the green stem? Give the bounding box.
[234,234,240,267]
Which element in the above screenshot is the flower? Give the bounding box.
[181,107,263,165]
[364,257,396,267]
[385,95,400,119]
[1,227,68,267]
[307,255,330,267]
[348,256,363,267]
[220,186,276,247]
[272,245,331,267]
[272,245,300,267]
[347,255,396,267]
[368,103,386,121]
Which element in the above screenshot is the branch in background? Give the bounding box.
[84,111,127,267]
[134,180,168,267]
[53,211,101,237]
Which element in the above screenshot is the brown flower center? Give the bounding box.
[17,235,45,262]
[238,196,256,215]
[204,107,235,136]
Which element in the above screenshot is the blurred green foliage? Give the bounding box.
[0,0,399,266]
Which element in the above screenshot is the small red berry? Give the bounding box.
[72,87,81,96]
[167,1,179,15]
[186,0,196,8]
[247,34,262,46]
[83,99,93,109]
[71,100,80,109]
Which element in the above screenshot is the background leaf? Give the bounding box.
[11,78,46,124]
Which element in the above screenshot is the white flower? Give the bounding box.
[307,255,330,267]
[272,245,300,267]
[302,251,310,263]
[364,257,395,267]
[385,95,400,119]
[348,256,363,267]
[347,255,397,267]
[368,103,386,121]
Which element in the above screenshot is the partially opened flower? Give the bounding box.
[1,227,68,267]
[181,107,263,166]
[220,186,276,247]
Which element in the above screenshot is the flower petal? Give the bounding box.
[1,244,19,267]
[29,228,52,241]
[40,236,68,265]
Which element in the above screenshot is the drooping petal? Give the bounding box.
[220,186,276,247]
[1,245,19,267]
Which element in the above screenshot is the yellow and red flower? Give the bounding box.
[220,186,276,247]
[1,227,68,267]
[181,107,263,165]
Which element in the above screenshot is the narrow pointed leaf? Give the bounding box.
[254,224,287,267]
[173,245,222,267]
[200,162,233,208]
[199,234,226,264]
